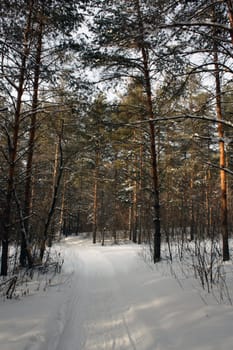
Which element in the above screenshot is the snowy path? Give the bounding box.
[49,238,159,350]
[1,236,233,350]
[54,240,144,350]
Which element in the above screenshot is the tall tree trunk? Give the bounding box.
[1,1,34,275]
[93,150,99,244]
[225,0,233,44]
[112,153,118,244]
[132,130,138,243]
[190,177,195,241]
[39,121,64,261]
[22,7,44,267]
[205,169,212,236]
[136,0,161,262]
[213,44,230,261]
[59,173,67,239]
[128,196,133,241]
[132,178,138,243]
[137,136,143,244]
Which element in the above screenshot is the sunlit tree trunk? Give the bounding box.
[213,44,230,261]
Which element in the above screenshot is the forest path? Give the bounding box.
[51,237,155,350]
[41,236,233,350]
[2,236,233,350]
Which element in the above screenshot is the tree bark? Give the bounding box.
[132,177,138,243]
[225,0,233,44]
[1,1,34,275]
[22,5,44,267]
[93,150,99,244]
[213,43,230,261]
[39,121,64,261]
[135,0,161,262]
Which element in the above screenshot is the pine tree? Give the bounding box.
[83,0,176,261]
[0,0,88,274]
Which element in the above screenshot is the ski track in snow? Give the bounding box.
[1,236,233,350]
[52,239,147,350]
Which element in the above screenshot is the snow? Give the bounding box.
[1,236,233,350]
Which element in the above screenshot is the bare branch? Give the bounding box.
[204,160,233,176]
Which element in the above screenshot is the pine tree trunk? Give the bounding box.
[226,0,233,44]
[93,150,99,244]
[132,179,137,243]
[138,138,143,244]
[22,7,43,267]
[59,174,67,239]
[1,2,33,275]
[1,240,9,276]
[39,121,64,261]
[214,44,230,261]
[136,0,161,262]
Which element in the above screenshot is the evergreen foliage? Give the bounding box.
[1,0,233,274]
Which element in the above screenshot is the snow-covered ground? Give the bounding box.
[1,236,233,350]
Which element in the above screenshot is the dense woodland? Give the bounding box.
[1,0,233,276]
